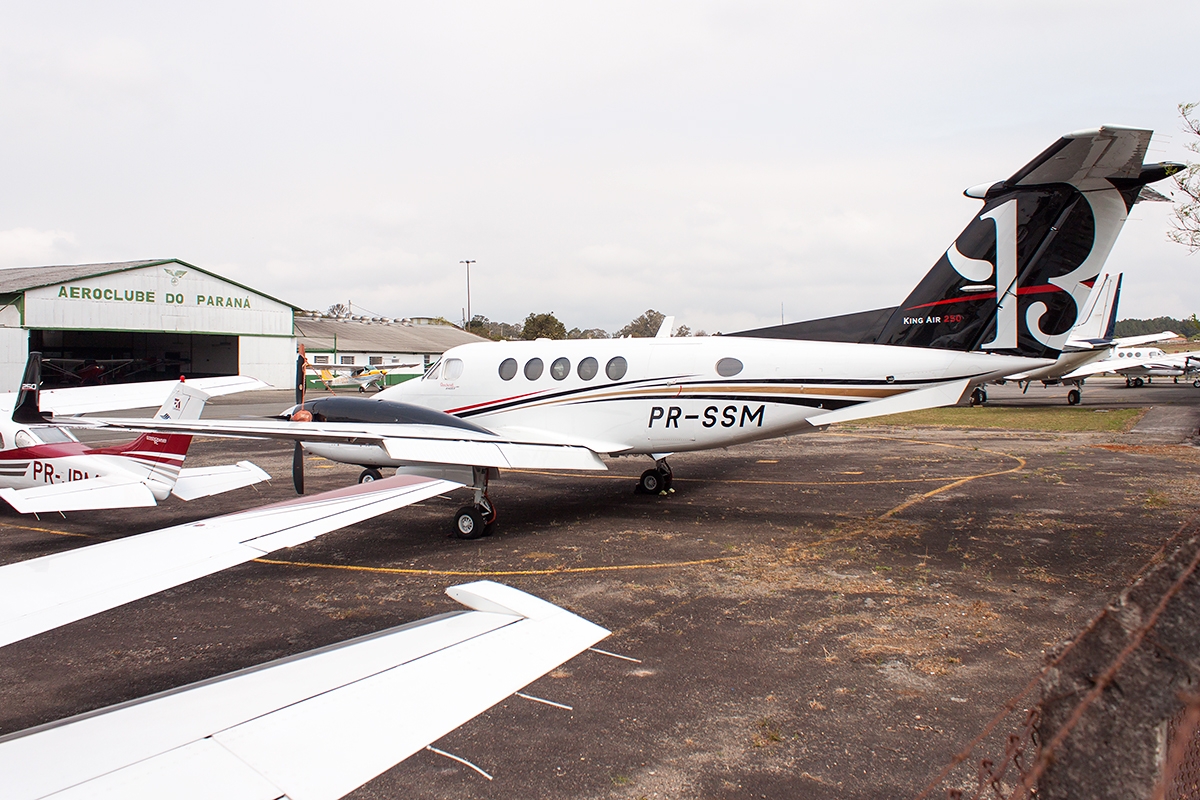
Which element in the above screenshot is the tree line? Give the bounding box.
[465,309,709,341]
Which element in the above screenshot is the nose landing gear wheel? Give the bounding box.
[1066,389,1081,406]
[358,467,383,483]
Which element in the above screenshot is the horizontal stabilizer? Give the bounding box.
[0,581,609,800]
[1112,331,1180,347]
[0,475,158,514]
[805,378,971,427]
[0,474,459,648]
[171,461,272,501]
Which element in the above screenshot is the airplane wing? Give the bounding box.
[83,417,613,470]
[0,581,609,800]
[0,375,273,417]
[0,474,459,648]
[0,474,158,514]
[171,460,272,501]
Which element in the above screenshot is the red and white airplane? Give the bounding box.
[0,353,270,514]
[93,126,1181,538]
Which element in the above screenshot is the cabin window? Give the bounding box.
[340,355,355,365]
[606,356,627,381]
[14,430,35,449]
[716,357,743,377]
[498,358,518,380]
[551,357,571,381]
[313,355,330,364]
[577,357,598,380]
[422,359,442,380]
[524,358,544,380]
[443,358,464,381]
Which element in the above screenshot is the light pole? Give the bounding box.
[460,260,475,330]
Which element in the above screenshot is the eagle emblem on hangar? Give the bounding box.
[164,268,188,285]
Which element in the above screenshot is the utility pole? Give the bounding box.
[460,260,475,330]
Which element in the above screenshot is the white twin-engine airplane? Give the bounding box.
[0,353,270,514]
[96,126,1181,539]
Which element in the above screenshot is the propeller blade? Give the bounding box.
[292,441,305,495]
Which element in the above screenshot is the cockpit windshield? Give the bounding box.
[422,359,442,380]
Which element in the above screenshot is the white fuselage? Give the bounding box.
[339,337,1051,461]
[0,424,181,500]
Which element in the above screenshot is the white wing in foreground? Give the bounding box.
[0,474,459,648]
[0,581,609,800]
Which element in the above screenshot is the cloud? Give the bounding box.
[0,228,78,268]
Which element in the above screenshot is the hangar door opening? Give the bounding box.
[30,329,239,387]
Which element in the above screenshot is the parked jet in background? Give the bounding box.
[1064,342,1200,387]
[0,354,269,513]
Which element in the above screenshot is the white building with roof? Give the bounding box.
[294,314,488,388]
[0,259,299,388]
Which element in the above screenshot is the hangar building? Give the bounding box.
[0,259,298,389]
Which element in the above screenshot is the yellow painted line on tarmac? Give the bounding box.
[0,522,91,539]
[252,555,743,577]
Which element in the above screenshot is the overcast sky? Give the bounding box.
[1,2,1197,334]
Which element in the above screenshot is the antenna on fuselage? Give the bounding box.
[12,352,50,425]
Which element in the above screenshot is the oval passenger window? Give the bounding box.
[525,358,544,380]
[551,357,571,381]
[498,358,518,380]
[606,356,627,381]
[716,357,743,377]
[577,357,598,380]
[443,358,464,381]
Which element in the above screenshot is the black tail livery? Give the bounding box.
[734,126,1182,359]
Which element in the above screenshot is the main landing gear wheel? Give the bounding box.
[970,387,988,406]
[1193,379,1200,389]
[1067,389,1081,406]
[1134,377,1145,388]
[636,459,674,496]
[358,467,383,483]
[638,469,665,494]
[453,503,497,540]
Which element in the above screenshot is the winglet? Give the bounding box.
[446,580,567,620]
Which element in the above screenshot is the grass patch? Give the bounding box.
[866,406,1147,433]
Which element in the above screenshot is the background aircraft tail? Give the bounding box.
[11,352,50,425]
[734,126,1180,359]
[100,382,210,492]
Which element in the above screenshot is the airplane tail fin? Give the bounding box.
[104,382,211,491]
[733,126,1180,360]
[12,352,50,425]
[1066,271,1122,346]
